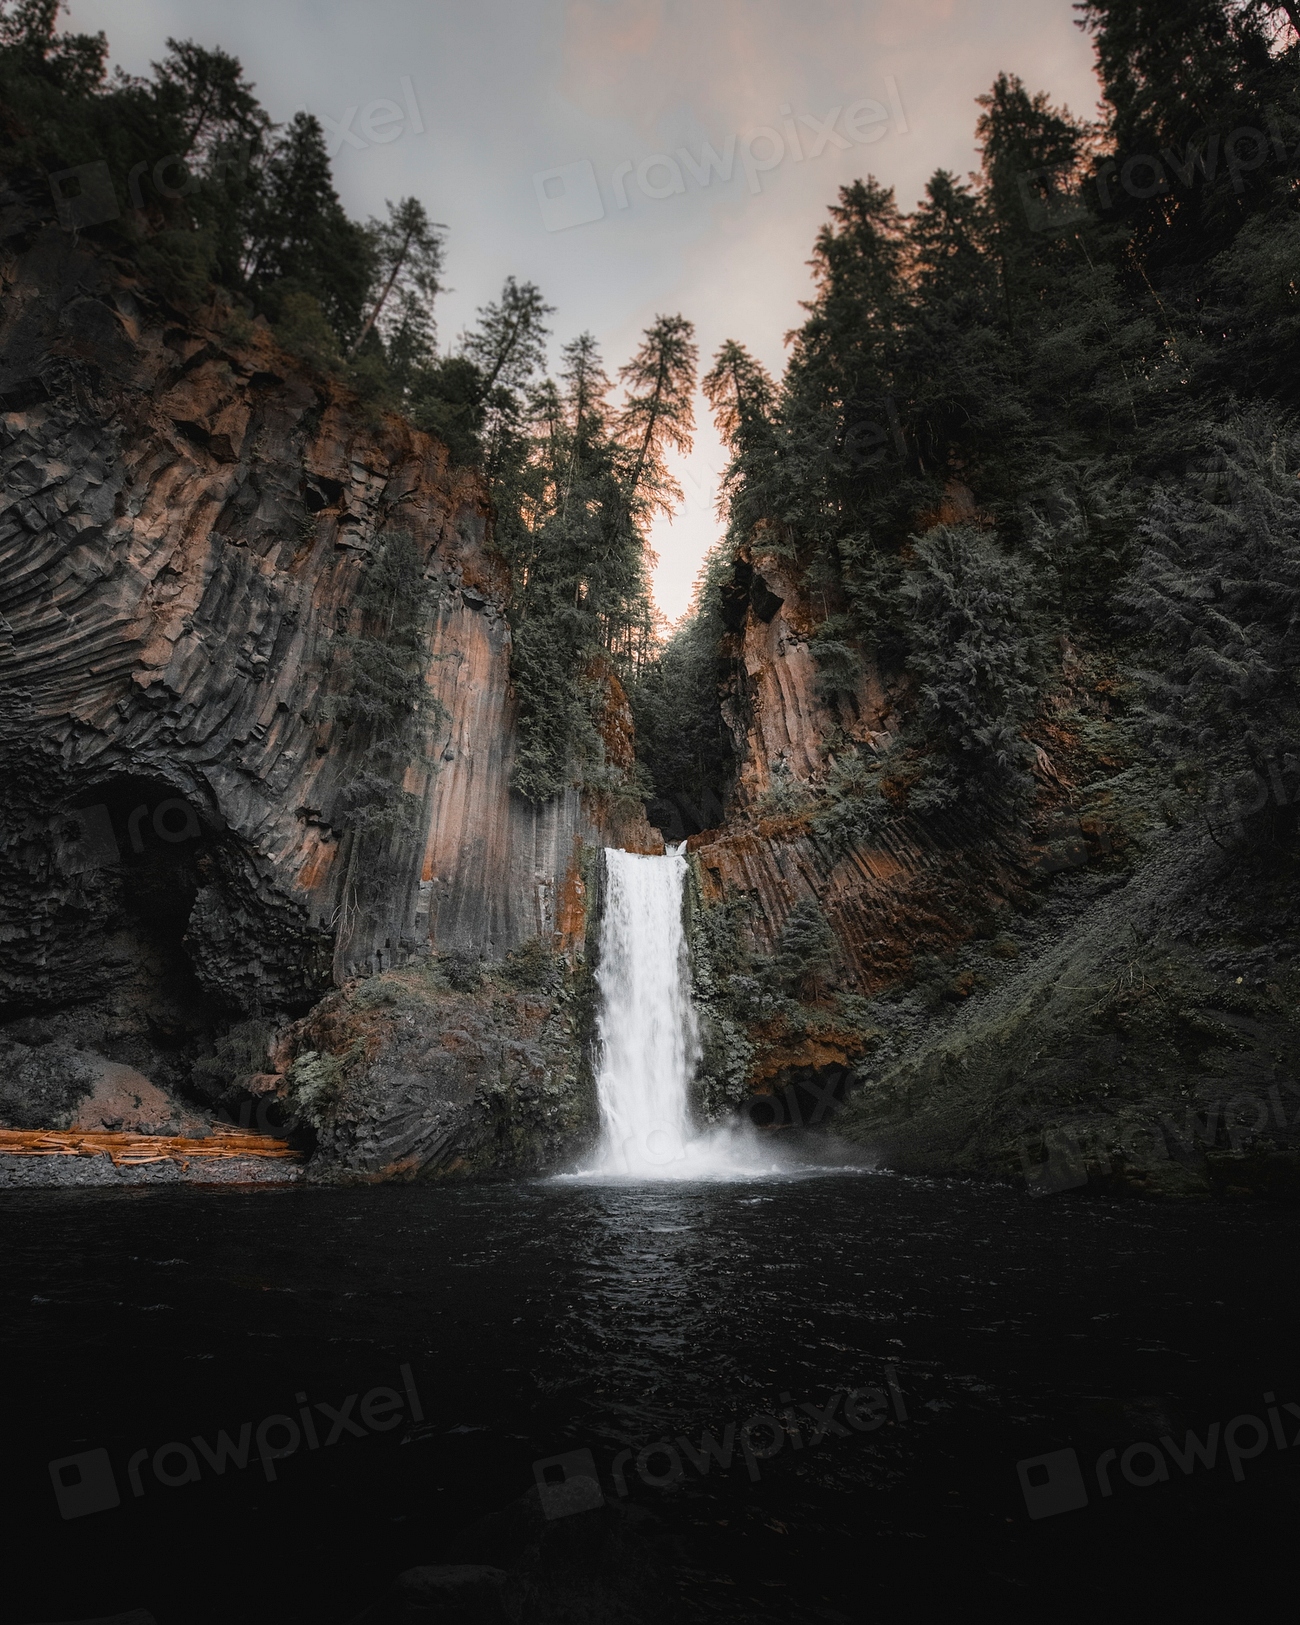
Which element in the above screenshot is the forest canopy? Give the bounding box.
[0,0,694,804]
[4,0,1298,835]
[635,0,1300,842]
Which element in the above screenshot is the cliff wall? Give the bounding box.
[692,544,1038,989]
[0,212,652,1168]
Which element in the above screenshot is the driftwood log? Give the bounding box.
[0,1129,300,1167]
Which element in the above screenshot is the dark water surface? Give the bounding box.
[2,1171,1297,1622]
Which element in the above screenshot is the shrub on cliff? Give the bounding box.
[774,897,837,999]
[501,937,561,993]
[898,525,1040,810]
[686,889,763,1118]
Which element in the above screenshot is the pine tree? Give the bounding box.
[617,313,699,516]
[347,196,445,361]
[1077,0,1299,279]
[459,276,555,479]
[774,897,837,998]
[150,37,268,163]
[703,339,778,528]
[241,111,375,341]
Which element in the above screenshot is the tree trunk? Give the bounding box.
[346,227,414,359]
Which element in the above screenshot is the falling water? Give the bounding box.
[586,845,796,1180]
[591,845,698,1175]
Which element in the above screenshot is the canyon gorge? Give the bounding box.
[2,195,1298,1201]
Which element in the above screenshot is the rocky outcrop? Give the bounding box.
[0,208,653,1168]
[270,953,599,1182]
[689,544,1038,990]
[715,543,899,814]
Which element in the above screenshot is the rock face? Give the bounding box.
[690,544,1033,990]
[687,541,1300,1199]
[274,955,599,1183]
[837,831,1300,1200]
[715,544,899,815]
[0,211,653,1167]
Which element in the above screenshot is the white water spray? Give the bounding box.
[585,846,795,1180]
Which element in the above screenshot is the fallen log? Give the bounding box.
[0,1128,301,1167]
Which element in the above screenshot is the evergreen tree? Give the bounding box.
[347,196,445,361]
[774,897,837,997]
[458,276,554,480]
[1125,409,1300,798]
[617,313,699,516]
[0,0,106,97]
[702,339,776,451]
[1077,0,1300,286]
[241,111,375,340]
[150,37,268,163]
[897,526,1040,808]
[702,339,778,529]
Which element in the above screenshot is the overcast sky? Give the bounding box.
[66,0,1101,620]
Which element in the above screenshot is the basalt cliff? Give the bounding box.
[0,212,652,1181]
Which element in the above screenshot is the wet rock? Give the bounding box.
[0,1038,96,1127]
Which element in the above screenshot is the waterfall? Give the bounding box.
[591,845,699,1175]
[584,844,796,1180]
